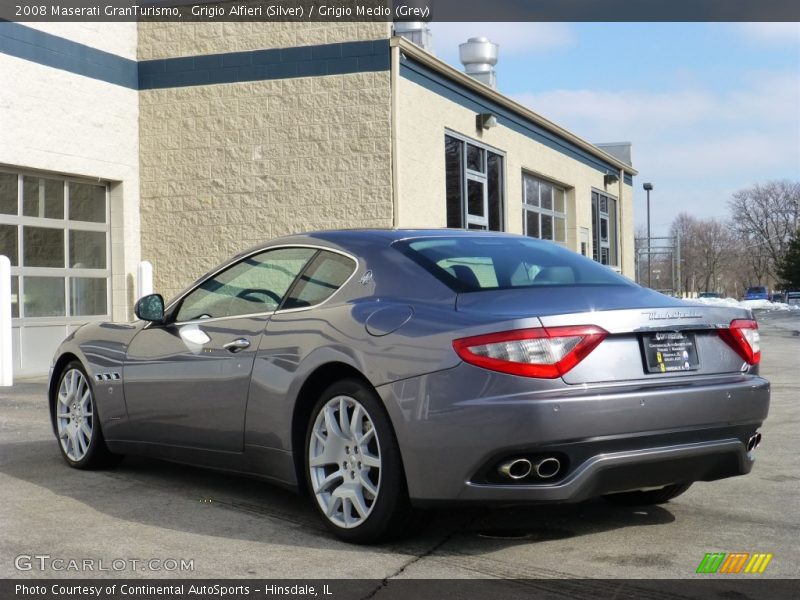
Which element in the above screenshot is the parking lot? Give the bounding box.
[0,311,798,584]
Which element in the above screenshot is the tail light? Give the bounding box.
[718,319,760,365]
[452,326,608,379]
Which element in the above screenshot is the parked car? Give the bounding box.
[48,230,770,543]
[744,286,769,301]
[786,291,800,306]
[698,291,723,299]
[769,292,785,303]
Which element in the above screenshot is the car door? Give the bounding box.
[122,247,318,452]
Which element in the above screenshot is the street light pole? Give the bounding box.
[643,182,654,288]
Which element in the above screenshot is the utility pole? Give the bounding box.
[643,182,654,287]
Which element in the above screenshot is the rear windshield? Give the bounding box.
[747,287,767,294]
[394,236,634,293]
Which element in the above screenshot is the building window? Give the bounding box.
[0,170,110,320]
[523,173,567,244]
[592,190,618,267]
[444,134,504,231]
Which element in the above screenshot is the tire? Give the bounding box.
[603,483,692,506]
[52,361,122,469]
[304,378,415,543]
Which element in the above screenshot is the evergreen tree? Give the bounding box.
[777,231,800,289]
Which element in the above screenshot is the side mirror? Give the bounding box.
[134,293,165,323]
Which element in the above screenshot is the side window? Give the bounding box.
[283,251,356,309]
[175,247,316,321]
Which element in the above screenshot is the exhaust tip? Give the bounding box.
[535,457,561,479]
[498,458,532,480]
[747,432,762,452]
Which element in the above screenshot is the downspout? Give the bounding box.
[390,40,400,228]
[618,168,625,275]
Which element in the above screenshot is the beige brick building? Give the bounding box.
[0,21,636,375]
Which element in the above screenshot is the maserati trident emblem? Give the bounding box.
[359,270,374,285]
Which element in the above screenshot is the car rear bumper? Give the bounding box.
[378,364,770,504]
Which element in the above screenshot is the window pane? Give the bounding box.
[554,188,566,214]
[0,173,17,215]
[445,136,464,228]
[467,179,485,217]
[600,216,609,242]
[23,276,65,317]
[607,197,618,266]
[525,210,539,238]
[69,183,106,223]
[176,247,316,321]
[524,177,539,206]
[540,182,553,210]
[600,195,608,213]
[487,153,503,231]
[23,226,64,267]
[466,144,484,173]
[69,230,106,269]
[555,217,566,243]
[23,176,64,219]
[541,214,554,240]
[11,276,19,318]
[70,278,107,316]
[0,224,18,266]
[284,251,355,309]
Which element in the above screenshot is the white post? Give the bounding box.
[0,255,12,387]
[137,261,153,300]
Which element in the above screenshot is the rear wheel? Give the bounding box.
[603,483,692,506]
[53,362,121,469]
[305,378,414,543]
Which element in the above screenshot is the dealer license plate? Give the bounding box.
[641,331,699,374]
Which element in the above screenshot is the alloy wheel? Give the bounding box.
[56,369,94,462]
[308,395,382,529]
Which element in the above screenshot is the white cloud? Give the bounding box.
[735,23,800,44]
[428,22,574,60]
[510,72,800,234]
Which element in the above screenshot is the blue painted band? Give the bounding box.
[0,21,137,89]
[139,39,389,89]
[0,23,388,90]
[400,57,632,179]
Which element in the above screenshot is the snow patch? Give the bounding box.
[692,297,800,311]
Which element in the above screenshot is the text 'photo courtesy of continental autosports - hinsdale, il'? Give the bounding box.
[49,229,769,543]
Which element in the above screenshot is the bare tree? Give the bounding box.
[728,180,800,281]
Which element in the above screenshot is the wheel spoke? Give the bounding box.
[357,427,375,446]
[325,494,342,518]
[349,404,363,440]
[338,397,349,439]
[361,452,380,468]
[353,488,370,518]
[359,471,378,497]
[341,497,353,526]
[323,404,345,440]
[80,421,92,440]
[80,390,91,411]
[314,469,344,494]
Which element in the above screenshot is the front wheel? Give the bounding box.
[53,362,121,469]
[603,483,692,506]
[305,379,414,543]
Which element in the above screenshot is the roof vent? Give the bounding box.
[459,37,499,88]
[393,21,433,52]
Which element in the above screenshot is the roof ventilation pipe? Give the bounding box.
[393,21,433,52]
[459,37,499,88]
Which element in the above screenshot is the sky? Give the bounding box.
[427,23,800,236]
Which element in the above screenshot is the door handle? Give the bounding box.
[223,338,250,353]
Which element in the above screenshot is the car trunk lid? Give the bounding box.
[456,286,755,383]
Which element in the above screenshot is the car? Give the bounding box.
[769,292,785,303]
[786,291,800,307]
[698,291,723,299]
[744,286,769,301]
[48,229,770,543]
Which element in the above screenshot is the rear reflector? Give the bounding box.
[718,319,760,365]
[453,326,608,379]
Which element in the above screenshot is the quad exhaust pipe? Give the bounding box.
[746,432,762,452]
[498,457,561,480]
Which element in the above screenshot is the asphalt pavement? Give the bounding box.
[1,311,798,585]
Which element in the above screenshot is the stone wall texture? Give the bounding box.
[139,71,393,299]
[138,21,391,60]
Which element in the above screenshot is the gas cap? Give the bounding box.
[365,305,413,337]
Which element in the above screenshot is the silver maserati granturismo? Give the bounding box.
[49,229,769,543]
